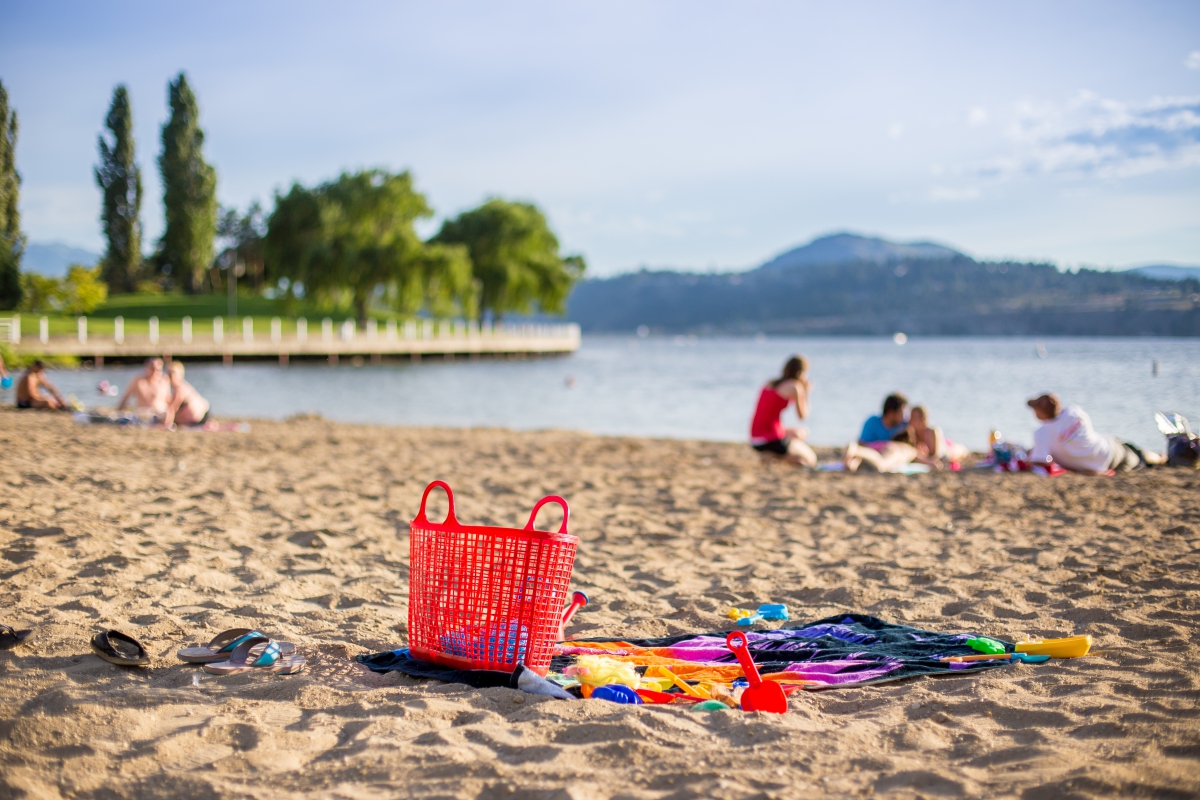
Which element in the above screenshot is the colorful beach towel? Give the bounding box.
[359,614,1014,693]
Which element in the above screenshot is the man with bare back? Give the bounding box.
[16,361,67,410]
[117,357,172,416]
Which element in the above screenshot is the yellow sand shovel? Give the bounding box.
[1015,635,1092,658]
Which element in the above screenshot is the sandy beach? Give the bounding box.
[1,409,1198,799]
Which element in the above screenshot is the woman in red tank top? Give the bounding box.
[750,355,817,467]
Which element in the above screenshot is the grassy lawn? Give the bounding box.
[12,292,423,339]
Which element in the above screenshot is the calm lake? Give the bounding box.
[24,335,1200,452]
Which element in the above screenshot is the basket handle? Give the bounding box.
[413,480,459,527]
[524,495,569,534]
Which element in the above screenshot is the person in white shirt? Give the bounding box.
[1026,393,1152,474]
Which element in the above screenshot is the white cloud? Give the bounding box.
[975,90,1200,180]
[887,122,904,139]
[1187,51,1200,70]
[968,106,988,126]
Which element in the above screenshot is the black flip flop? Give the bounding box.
[91,629,150,666]
[0,624,33,650]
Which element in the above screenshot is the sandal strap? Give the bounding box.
[226,635,281,667]
[252,641,282,667]
[206,628,262,653]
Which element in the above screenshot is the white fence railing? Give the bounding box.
[6,315,580,347]
[0,315,18,344]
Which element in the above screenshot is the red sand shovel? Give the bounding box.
[725,631,788,714]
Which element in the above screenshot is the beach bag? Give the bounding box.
[1157,412,1200,468]
[407,480,578,676]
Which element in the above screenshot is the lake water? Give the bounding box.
[22,335,1200,452]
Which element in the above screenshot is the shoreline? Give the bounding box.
[1,410,1197,797]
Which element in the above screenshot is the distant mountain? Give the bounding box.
[758,232,961,272]
[1129,264,1200,282]
[22,242,101,277]
[566,233,1200,336]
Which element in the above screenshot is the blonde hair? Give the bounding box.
[170,361,185,378]
[910,405,927,423]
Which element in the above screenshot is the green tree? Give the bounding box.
[17,273,59,313]
[17,265,108,315]
[265,169,472,323]
[215,201,266,291]
[95,84,143,294]
[0,80,23,310]
[157,72,216,294]
[61,264,108,314]
[433,198,585,320]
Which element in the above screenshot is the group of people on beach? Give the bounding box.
[750,354,1158,474]
[6,356,211,429]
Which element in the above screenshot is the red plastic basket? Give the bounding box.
[408,480,579,676]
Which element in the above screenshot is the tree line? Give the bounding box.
[0,75,585,322]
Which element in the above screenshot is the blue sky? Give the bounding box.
[2,1,1198,275]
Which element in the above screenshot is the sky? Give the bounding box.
[2,1,1199,276]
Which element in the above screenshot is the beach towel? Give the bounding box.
[358,614,1012,693]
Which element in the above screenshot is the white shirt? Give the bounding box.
[1030,404,1113,473]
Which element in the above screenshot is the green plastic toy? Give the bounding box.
[967,636,1006,655]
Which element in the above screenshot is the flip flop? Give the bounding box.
[91,630,150,667]
[0,624,33,650]
[177,628,297,663]
[203,635,305,675]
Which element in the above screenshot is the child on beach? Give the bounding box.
[749,355,818,467]
[16,361,67,410]
[162,361,211,428]
[844,393,917,472]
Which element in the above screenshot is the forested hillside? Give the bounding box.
[568,255,1200,336]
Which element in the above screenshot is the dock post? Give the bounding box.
[371,352,381,364]
[39,316,48,344]
[213,317,224,343]
[296,317,307,343]
[223,352,232,366]
[322,318,333,342]
[329,353,339,366]
[182,316,192,343]
[243,317,253,342]
[78,316,87,344]
[96,355,104,368]
[149,316,159,344]
[411,353,420,363]
[115,316,124,344]
[279,352,289,366]
[271,317,281,343]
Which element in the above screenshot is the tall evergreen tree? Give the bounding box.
[0,80,23,310]
[157,72,216,293]
[95,84,143,294]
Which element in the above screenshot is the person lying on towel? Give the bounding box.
[1026,393,1162,473]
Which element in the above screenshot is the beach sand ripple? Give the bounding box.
[1,411,1198,798]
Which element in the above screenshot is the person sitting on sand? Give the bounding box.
[1026,393,1160,473]
[844,393,918,472]
[16,360,67,410]
[903,405,970,470]
[117,357,172,416]
[162,362,210,428]
[749,355,818,467]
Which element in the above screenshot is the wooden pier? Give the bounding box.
[0,315,581,365]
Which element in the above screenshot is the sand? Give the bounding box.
[0,409,1198,799]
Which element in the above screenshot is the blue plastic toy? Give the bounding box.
[757,603,789,621]
[736,614,763,627]
[0,376,11,389]
[591,684,643,704]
